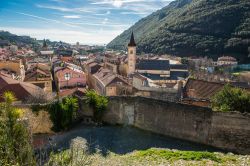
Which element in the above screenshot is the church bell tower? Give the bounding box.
[127,32,136,76]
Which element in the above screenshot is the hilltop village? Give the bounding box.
[0,32,249,107]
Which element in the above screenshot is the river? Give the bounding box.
[41,125,223,156]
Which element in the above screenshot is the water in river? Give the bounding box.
[44,125,223,156]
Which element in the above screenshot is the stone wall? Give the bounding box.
[103,97,250,154]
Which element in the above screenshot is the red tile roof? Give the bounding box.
[0,74,43,102]
[183,78,250,100]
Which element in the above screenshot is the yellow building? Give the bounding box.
[0,59,25,81]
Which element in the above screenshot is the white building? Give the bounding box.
[216,56,238,66]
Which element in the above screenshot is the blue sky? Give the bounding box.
[0,0,173,45]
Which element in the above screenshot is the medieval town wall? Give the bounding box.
[103,96,250,154]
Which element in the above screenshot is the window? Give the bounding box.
[64,73,71,80]
[130,50,133,54]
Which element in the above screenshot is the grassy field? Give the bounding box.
[47,148,250,166]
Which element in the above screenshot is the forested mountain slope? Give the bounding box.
[107,0,250,62]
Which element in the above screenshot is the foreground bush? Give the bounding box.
[0,92,35,165]
[46,137,91,166]
[45,147,249,166]
[211,85,250,113]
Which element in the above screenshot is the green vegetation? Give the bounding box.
[48,97,79,132]
[46,137,91,166]
[85,90,108,122]
[133,149,221,162]
[46,148,249,166]
[31,97,79,132]
[0,92,35,165]
[211,85,250,113]
[0,30,38,46]
[107,0,250,63]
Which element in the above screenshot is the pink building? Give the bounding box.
[55,66,86,91]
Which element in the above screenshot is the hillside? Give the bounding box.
[107,0,250,62]
[0,31,39,47]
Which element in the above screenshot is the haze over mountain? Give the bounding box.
[107,0,250,62]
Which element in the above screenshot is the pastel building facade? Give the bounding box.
[55,67,86,91]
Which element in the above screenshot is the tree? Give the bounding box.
[85,90,98,109]
[61,97,79,129]
[48,97,79,132]
[85,90,108,122]
[211,85,250,113]
[0,91,35,165]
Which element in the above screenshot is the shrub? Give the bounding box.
[48,97,78,132]
[211,85,250,113]
[0,91,35,165]
[85,90,108,122]
[46,137,91,166]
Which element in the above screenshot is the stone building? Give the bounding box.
[24,63,53,93]
[92,68,132,96]
[54,66,86,91]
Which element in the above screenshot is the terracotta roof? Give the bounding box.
[183,78,250,100]
[94,68,128,87]
[0,74,43,102]
[25,64,51,82]
[59,88,86,98]
[183,79,224,100]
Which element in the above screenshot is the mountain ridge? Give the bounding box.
[107,0,250,62]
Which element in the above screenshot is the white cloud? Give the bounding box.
[90,0,149,8]
[68,21,129,28]
[113,0,123,7]
[94,10,111,16]
[36,4,95,13]
[50,0,64,2]
[36,4,73,12]
[102,18,109,24]
[16,12,78,28]
[90,0,172,16]
[63,15,81,19]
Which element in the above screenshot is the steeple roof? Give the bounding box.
[43,39,47,48]
[128,32,136,47]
